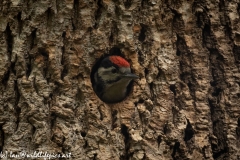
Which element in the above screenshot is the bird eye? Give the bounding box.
[111,68,117,73]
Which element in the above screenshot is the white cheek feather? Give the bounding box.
[98,67,118,81]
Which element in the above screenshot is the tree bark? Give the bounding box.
[0,0,240,159]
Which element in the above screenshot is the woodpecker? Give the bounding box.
[93,55,138,103]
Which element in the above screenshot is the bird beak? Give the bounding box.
[121,73,139,79]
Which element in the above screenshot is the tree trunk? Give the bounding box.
[0,0,239,159]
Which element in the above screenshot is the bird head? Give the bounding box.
[93,55,138,103]
[97,55,138,86]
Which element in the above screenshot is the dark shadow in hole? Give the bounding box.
[93,153,97,160]
[139,24,147,42]
[184,119,194,141]
[81,131,87,137]
[94,0,103,28]
[72,0,79,30]
[157,135,162,148]
[121,124,129,143]
[169,84,176,96]
[212,88,222,97]
[5,23,13,54]
[0,125,4,152]
[236,117,240,137]
[176,49,181,56]
[121,124,131,160]
[172,142,180,160]
[213,147,228,159]
[171,141,180,160]
[83,140,88,148]
[124,0,132,9]
[17,12,23,35]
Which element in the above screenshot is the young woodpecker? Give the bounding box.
[93,55,138,103]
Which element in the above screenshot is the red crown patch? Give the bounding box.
[109,56,130,67]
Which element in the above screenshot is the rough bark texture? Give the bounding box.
[0,0,240,159]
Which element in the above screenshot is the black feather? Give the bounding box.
[94,72,105,92]
[100,57,119,69]
[101,57,113,68]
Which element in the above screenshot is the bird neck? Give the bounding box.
[102,79,132,103]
